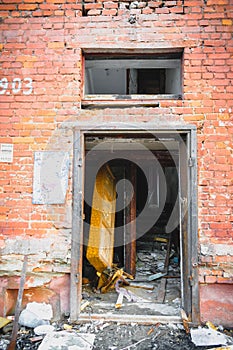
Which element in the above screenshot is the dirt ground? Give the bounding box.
[0,320,232,350]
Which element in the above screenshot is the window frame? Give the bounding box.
[81,50,183,108]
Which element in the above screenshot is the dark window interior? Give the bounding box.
[84,53,182,98]
[137,69,165,94]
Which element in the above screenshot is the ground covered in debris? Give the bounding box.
[1,321,232,350]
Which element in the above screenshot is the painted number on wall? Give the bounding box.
[0,77,33,95]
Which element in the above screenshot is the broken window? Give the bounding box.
[82,52,183,107]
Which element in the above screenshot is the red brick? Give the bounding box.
[205,276,217,284]
[103,1,118,9]
[86,9,101,15]
[0,0,232,326]
[102,9,117,15]
[85,3,102,9]
[18,4,37,10]
[148,1,162,8]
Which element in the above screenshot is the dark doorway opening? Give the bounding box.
[70,127,199,324]
[81,135,182,318]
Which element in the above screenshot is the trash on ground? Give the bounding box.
[2,323,13,334]
[115,291,124,309]
[115,280,144,303]
[80,300,90,311]
[37,331,95,350]
[128,282,154,290]
[0,317,11,329]
[29,335,44,343]
[148,272,166,281]
[206,321,218,331]
[180,309,189,334]
[63,323,73,330]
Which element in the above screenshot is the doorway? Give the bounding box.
[70,127,199,324]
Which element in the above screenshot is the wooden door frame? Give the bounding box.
[70,123,199,324]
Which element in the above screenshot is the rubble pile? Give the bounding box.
[0,310,232,350]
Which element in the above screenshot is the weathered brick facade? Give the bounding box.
[0,0,232,326]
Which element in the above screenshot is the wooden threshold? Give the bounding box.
[77,313,182,324]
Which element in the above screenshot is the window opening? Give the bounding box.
[82,52,183,107]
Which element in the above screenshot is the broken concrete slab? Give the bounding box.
[190,327,232,347]
[37,331,95,350]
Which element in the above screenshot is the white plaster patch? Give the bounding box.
[1,237,54,255]
[200,244,233,256]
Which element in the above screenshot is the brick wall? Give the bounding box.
[0,0,233,325]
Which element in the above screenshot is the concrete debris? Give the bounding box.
[118,336,149,350]
[190,327,232,347]
[19,309,50,328]
[0,321,232,350]
[26,302,53,320]
[37,331,95,350]
[34,324,55,335]
[19,302,53,328]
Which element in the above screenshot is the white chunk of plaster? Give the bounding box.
[190,327,230,347]
[26,302,53,320]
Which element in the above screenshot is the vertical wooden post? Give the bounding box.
[179,134,189,315]
[190,128,200,325]
[7,256,28,350]
[70,130,84,321]
[125,162,137,277]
